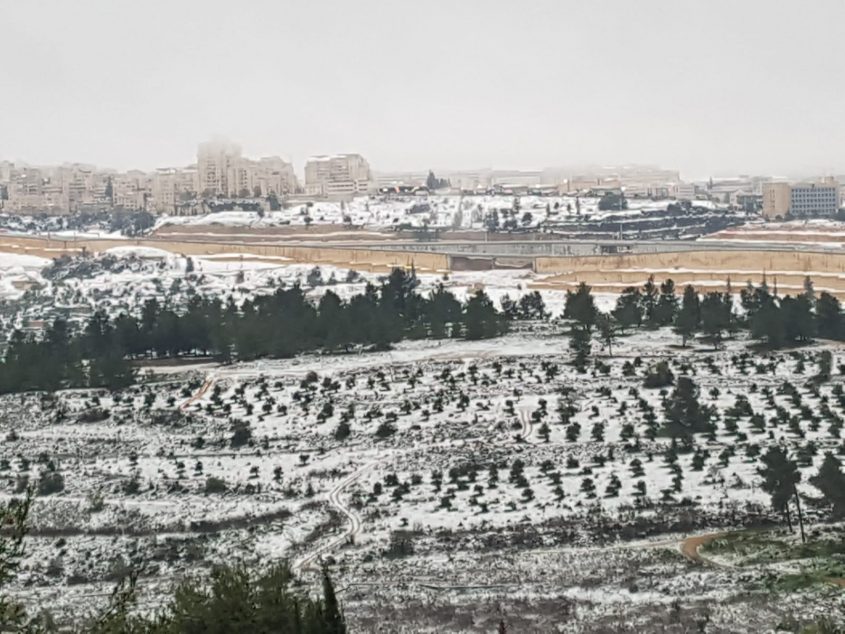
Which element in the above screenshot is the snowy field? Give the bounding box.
[2,327,844,630]
[0,247,610,334]
[153,195,724,233]
[0,247,842,630]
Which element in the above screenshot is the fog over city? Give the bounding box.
[3,0,845,178]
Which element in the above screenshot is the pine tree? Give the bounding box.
[654,278,679,326]
[642,275,659,326]
[673,285,700,346]
[759,445,801,531]
[700,292,732,349]
[464,290,504,340]
[816,292,842,340]
[596,313,618,356]
[663,376,709,446]
[570,327,591,372]
[613,287,642,333]
[322,566,347,634]
[564,282,597,332]
[810,452,845,518]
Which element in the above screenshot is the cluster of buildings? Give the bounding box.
[0,140,371,215]
[1,140,842,219]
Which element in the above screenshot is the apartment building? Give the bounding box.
[197,139,242,197]
[252,156,298,196]
[111,170,151,210]
[151,167,198,214]
[762,180,840,219]
[304,154,371,199]
[6,166,69,214]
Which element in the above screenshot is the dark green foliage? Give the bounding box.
[816,292,843,340]
[759,446,801,528]
[662,376,711,446]
[464,290,507,340]
[810,452,845,518]
[673,285,700,346]
[564,282,598,332]
[86,563,346,634]
[612,287,642,332]
[643,361,674,388]
[700,292,733,349]
[0,268,511,395]
[0,492,31,631]
[653,278,679,327]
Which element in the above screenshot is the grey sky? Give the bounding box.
[2,0,844,179]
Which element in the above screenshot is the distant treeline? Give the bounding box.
[0,269,522,393]
[6,266,845,395]
[564,274,845,370]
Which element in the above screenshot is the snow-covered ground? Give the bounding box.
[2,327,844,629]
[0,245,842,630]
[154,195,725,232]
[0,247,605,331]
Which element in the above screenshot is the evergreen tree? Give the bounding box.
[653,278,679,326]
[673,285,700,346]
[641,275,659,326]
[781,294,814,343]
[700,292,732,349]
[750,288,785,349]
[564,282,597,332]
[663,376,710,446]
[570,327,591,372]
[816,292,842,340]
[322,566,347,634]
[612,287,642,333]
[596,312,618,356]
[759,445,801,531]
[809,452,845,518]
[464,290,504,340]
[427,284,462,338]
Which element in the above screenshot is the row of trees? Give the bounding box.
[0,269,509,393]
[564,276,845,360]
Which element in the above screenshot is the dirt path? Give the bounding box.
[679,532,729,565]
[179,375,216,411]
[292,461,378,574]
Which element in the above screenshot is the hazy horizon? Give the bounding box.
[4,0,845,180]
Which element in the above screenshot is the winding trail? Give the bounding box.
[679,532,729,565]
[292,461,378,574]
[517,404,534,443]
[179,375,216,411]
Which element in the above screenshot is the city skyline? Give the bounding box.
[5,0,845,180]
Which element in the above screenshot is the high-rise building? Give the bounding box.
[197,139,241,197]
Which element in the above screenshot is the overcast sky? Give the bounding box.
[3,0,844,179]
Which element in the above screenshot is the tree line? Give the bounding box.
[0,269,511,393]
[563,275,845,369]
